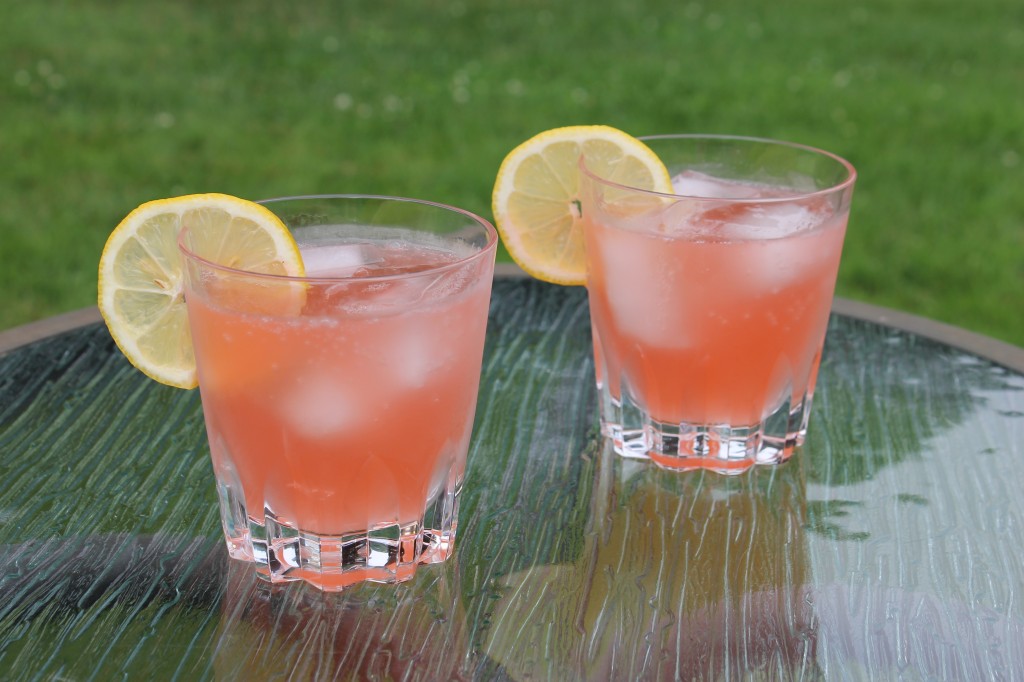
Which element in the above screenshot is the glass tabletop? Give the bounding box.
[1,277,1022,679]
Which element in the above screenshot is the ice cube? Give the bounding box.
[302,244,383,278]
[279,372,360,439]
[672,171,764,199]
[657,199,705,237]
[713,202,823,241]
[598,229,693,349]
[365,275,440,310]
[383,316,452,388]
[721,212,845,293]
[314,272,439,314]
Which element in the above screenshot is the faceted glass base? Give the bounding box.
[599,382,814,474]
[215,474,460,592]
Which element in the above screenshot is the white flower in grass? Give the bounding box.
[154,112,176,128]
[451,69,471,104]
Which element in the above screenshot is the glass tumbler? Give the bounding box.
[580,135,856,473]
[180,195,497,590]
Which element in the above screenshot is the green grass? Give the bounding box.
[3,0,1022,345]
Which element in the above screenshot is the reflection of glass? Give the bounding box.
[580,135,856,472]
[180,195,497,591]
[213,560,468,679]
[483,442,816,679]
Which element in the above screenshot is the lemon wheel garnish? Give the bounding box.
[97,193,305,389]
[491,125,674,285]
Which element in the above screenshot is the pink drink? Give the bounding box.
[181,196,497,590]
[581,137,856,472]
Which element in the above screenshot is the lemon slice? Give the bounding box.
[491,125,673,285]
[97,193,305,389]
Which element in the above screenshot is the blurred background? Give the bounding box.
[2,0,1022,344]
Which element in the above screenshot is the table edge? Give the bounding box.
[2,265,1022,374]
[828,298,1024,373]
[0,307,105,356]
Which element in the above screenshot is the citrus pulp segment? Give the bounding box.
[97,193,304,389]
[491,126,673,285]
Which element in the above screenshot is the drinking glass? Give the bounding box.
[580,135,856,473]
[180,195,497,590]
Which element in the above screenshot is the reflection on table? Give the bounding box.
[1,278,1022,679]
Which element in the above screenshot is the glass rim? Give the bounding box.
[177,193,499,283]
[579,133,858,202]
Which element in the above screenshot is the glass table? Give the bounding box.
[2,274,1023,680]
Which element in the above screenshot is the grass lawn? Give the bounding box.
[2,0,1022,345]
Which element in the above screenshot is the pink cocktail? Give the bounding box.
[180,195,497,590]
[580,135,856,472]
